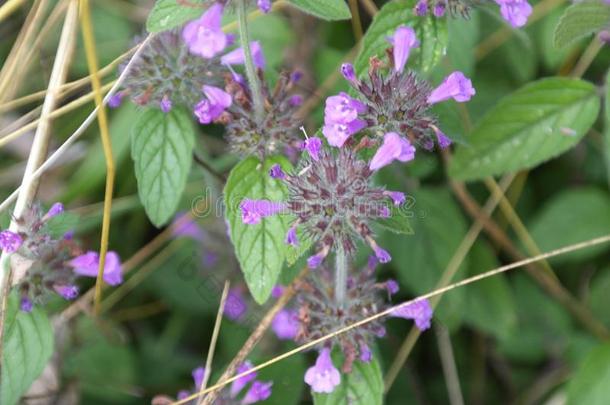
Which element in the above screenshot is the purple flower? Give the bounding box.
[44,202,64,219]
[160,96,172,113]
[20,297,33,312]
[495,0,532,27]
[433,2,446,16]
[0,230,23,253]
[269,164,286,179]
[388,26,419,72]
[285,225,298,246]
[271,285,285,298]
[192,366,206,390]
[428,71,475,105]
[432,126,452,149]
[53,284,79,300]
[372,244,391,263]
[225,289,248,321]
[322,119,367,148]
[384,191,405,206]
[108,93,123,108]
[231,361,257,397]
[390,299,433,331]
[369,132,416,171]
[301,137,322,161]
[386,279,399,295]
[324,93,367,124]
[360,344,372,363]
[240,199,286,225]
[68,251,123,286]
[414,0,428,15]
[367,255,378,271]
[171,212,204,241]
[307,251,326,269]
[194,85,232,124]
[242,381,273,405]
[257,0,272,13]
[304,348,341,393]
[272,309,299,340]
[221,42,266,69]
[289,94,303,106]
[340,63,357,83]
[182,3,229,58]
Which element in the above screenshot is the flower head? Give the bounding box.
[68,251,123,286]
[45,202,64,219]
[0,230,23,253]
[427,71,475,104]
[257,0,272,13]
[230,361,257,397]
[272,309,299,340]
[225,289,248,321]
[182,3,229,58]
[369,132,416,171]
[390,299,433,331]
[240,199,286,225]
[160,96,172,113]
[269,164,286,179]
[388,26,419,72]
[324,93,367,124]
[340,63,357,83]
[194,85,232,124]
[108,93,123,108]
[304,348,341,393]
[192,366,206,390]
[301,137,322,161]
[20,297,33,313]
[322,119,367,147]
[495,0,532,27]
[242,381,273,405]
[53,284,79,300]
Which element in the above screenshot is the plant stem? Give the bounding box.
[335,247,348,307]
[236,0,264,121]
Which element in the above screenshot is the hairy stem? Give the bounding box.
[335,247,348,307]
[236,0,264,121]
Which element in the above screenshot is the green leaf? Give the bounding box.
[1,293,54,405]
[374,204,414,235]
[553,0,610,48]
[353,0,447,76]
[381,187,467,330]
[449,77,601,181]
[446,10,479,76]
[146,0,203,33]
[604,69,610,187]
[285,229,313,266]
[313,355,383,405]
[224,156,292,304]
[41,212,80,239]
[287,0,351,21]
[527,188,610,265]
[589,267,610,328]
[131,108,195,227]
[567,343,610,405]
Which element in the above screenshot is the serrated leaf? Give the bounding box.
[313,355,383,405]
[553,1,610,48]
[567,343,610,405]
[41,212,80,239]
[1,293,54,405]
[449,77,600,181]
[374,204,414,235]
[146,0,203,33]
[131,108,195,227]
[287,0,351,20]
[353,0,447,76]
[224,156,292,304]
[527,188,610,265]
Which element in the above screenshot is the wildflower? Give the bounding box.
[182,3,229,58]
[20,297,33,313]
[495,0,532,28]
[223,71,304,159]
[324,93,367,124]
[241,381,272,405]
[108,93,123,108]
[359,344,372,362]
[387,26,419,72]
[433,2,446,16]
[68,251,124,286]
[192,366,206,390]
[414,0,428,15]
[231,361,257,397]
[221,42,266,69]
[427,71,476,104]
[194,85,232,124]
[331,27,474,154]
[225,289,248,321]
[304,348,341,393]
[386,279,399,295]
[271,285,285,298]
[53,284,79,300]
[257,0,272,12]
[44,202,64,219]
[240,200,286,225]
[269,164,286,179]
[285,225,298,246]
[0,230,23,253]
[385,191,406,206]
[160,95,172,113]
[300,136,322,161]
[369,132,416,171]
[272,309,299,340]
[390,299,433,331]
[171,212,205,241]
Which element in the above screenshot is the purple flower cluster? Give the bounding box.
[322,26,475,170]
[413,0,532,27]
[2,203,124,312]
